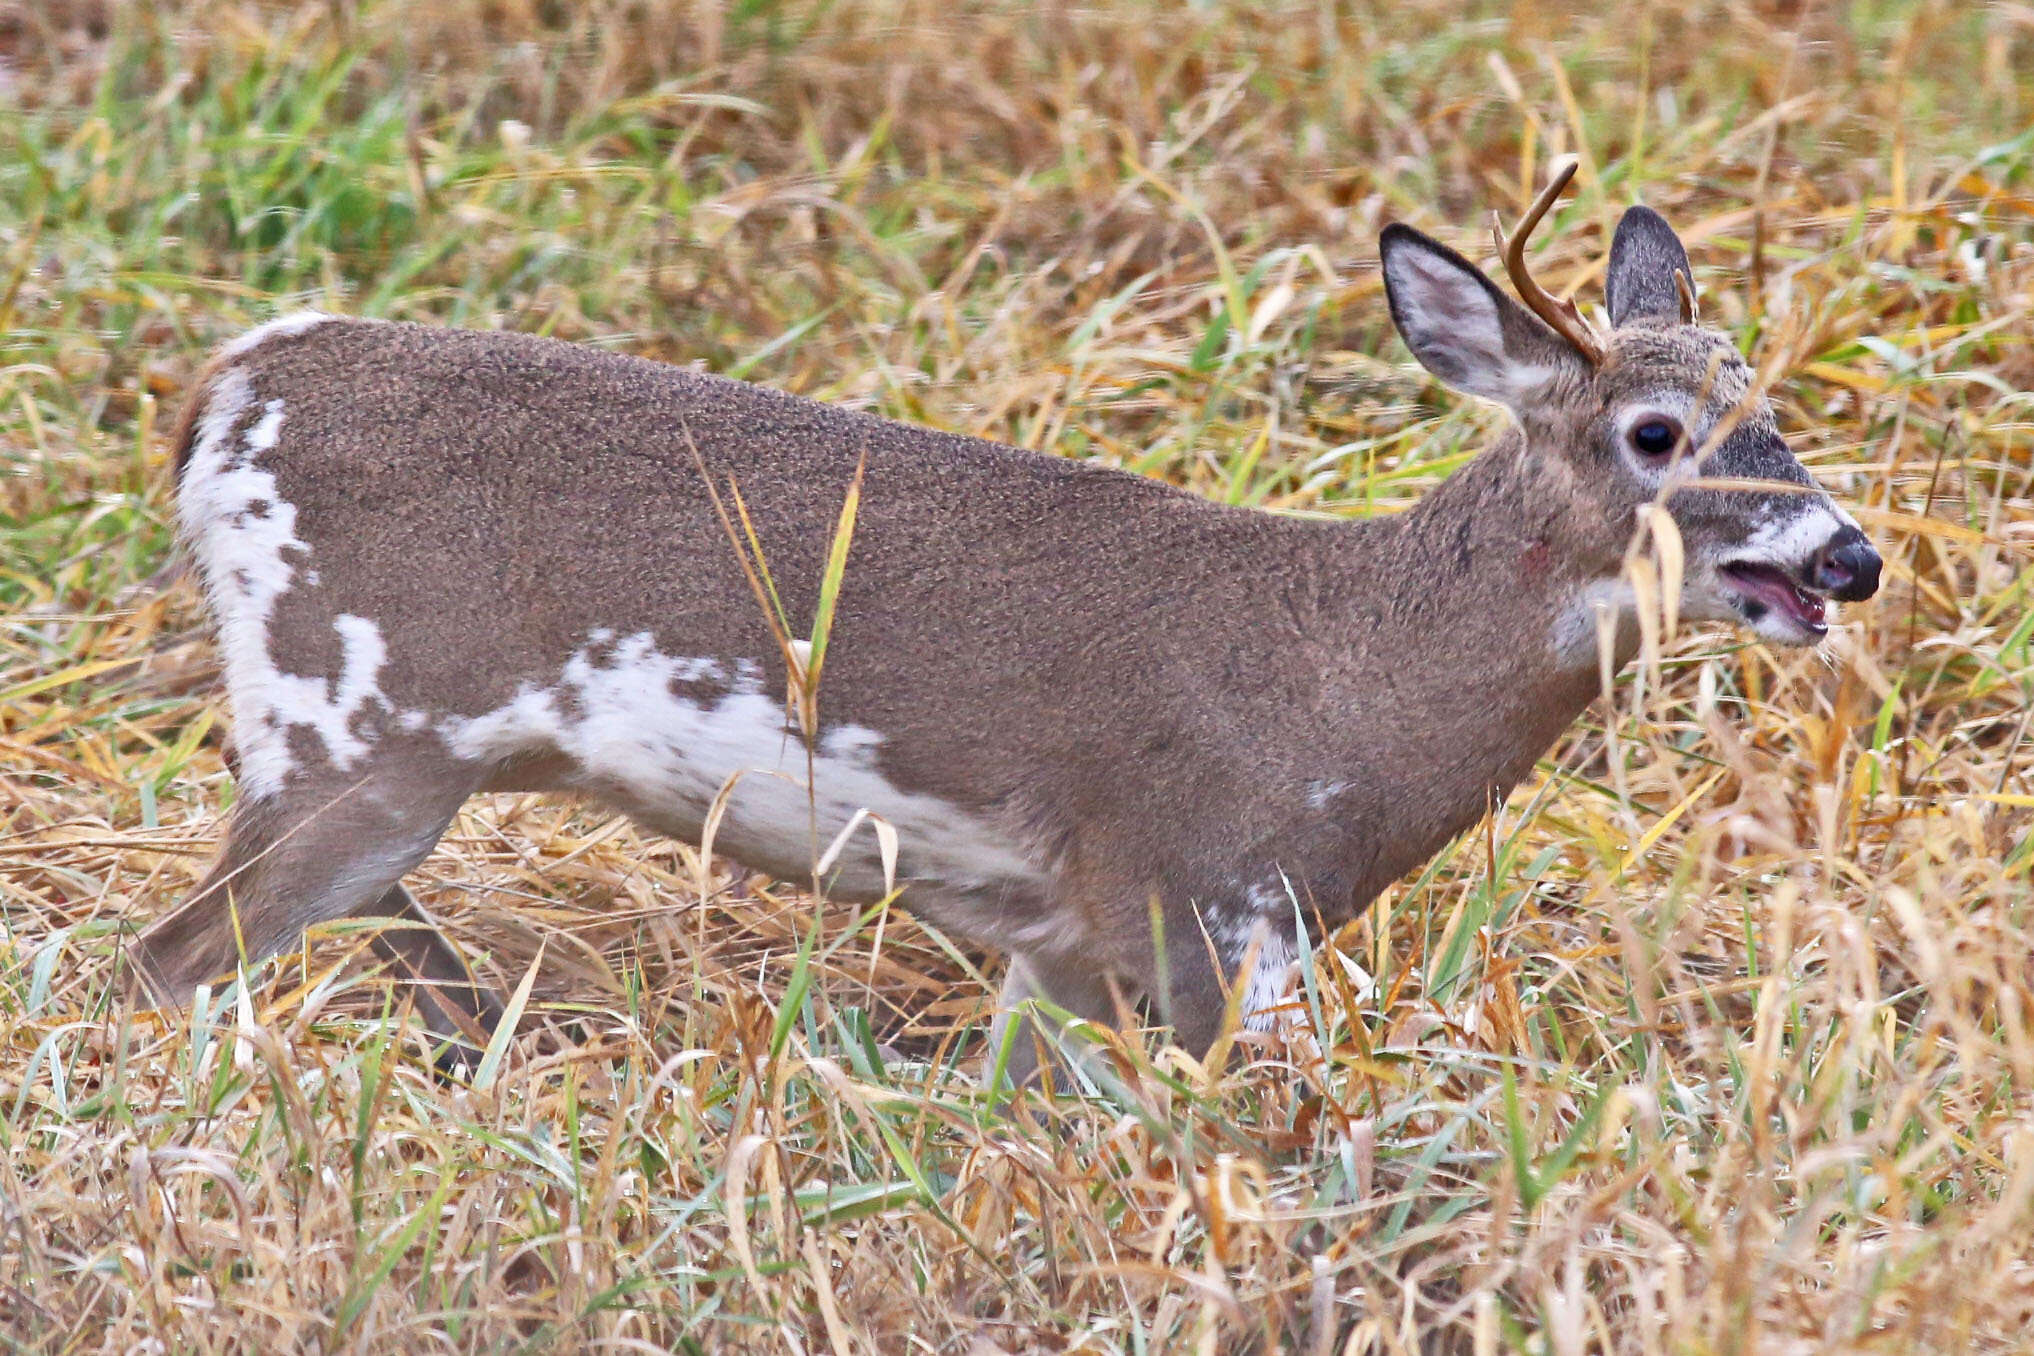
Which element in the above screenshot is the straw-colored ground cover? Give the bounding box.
[2,1,2030,1350]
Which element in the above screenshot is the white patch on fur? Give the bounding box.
[181,372,391,796]
[436,632,1047,904]
[438,685,569,762]
[1208,881,1301,1031]
[1550,577,1637,668]
[1737,498,1854,566]
[217,310,334,361]
[1238,925,1298,1031]
[267,614,389,769]
[1305,779,1350,809]
[1242,879,1289,915]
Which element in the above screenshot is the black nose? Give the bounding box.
[1812,524,1881,602]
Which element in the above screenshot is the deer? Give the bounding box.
[132,161,1880,1085]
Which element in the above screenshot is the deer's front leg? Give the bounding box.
[1155,894,1305,1054]
[991,890,1306,1089]
[990,953,1127,1089]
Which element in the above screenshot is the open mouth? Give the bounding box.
[1721,561,1828,635]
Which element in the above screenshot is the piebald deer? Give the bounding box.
[136,163,1879,1081]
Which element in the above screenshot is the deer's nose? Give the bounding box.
[1812,524,1881,603]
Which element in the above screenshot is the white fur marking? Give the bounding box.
[1239,925,1298,1031]
[1212,881,1301,1031]
[1739,499,1851,565]
[182,374,391,796]
[1551,578,1637,668]
[1306,779,1350,809]
[436,633,1046,902]
[217,310,334,360]
[264,614,389,771]
[1242,880,1288,915]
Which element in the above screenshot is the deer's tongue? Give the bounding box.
[1724,562,1827,632]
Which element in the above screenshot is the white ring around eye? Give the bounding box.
[1613,394,1700,483]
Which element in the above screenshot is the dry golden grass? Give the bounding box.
[2,0,2031,1350]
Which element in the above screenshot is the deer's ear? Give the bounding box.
[1605,205,1694,326]
[1380,224,1586,411]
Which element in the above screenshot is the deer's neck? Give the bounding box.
[1298,430,1615,902]
[1384,427,1596,641]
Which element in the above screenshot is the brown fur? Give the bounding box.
[133,207,1878,1082]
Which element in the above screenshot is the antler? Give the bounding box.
[1488,155,1605,364]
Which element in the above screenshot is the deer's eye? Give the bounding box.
[1629,417,1682,458]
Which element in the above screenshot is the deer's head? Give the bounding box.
[1378,160,1880,653]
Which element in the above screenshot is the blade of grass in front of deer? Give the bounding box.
[725,480,795,658]
[804,450,865,699]
[470,943,544,1094]
[682,428,803,696]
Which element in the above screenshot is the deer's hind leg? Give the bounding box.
[132,754,499,1061]
[360,883,507,1069]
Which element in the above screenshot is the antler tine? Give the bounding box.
[1487,155,1605,364]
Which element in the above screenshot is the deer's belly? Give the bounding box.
[437,630,1056,940]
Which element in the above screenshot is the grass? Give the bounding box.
[2,0,2031,1349]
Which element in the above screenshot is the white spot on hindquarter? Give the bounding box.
[217,310,333,361]
[181,369,391,797]
[437,632,1048,908]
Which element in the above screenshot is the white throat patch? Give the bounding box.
[1550,577,1637,669]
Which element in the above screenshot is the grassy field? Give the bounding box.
[3,0,2031,1350]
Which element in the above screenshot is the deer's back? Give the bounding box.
[174,315,1325,952]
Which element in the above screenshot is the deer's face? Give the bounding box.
[1580,326,1879,645]
[1380,192,1880,652]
